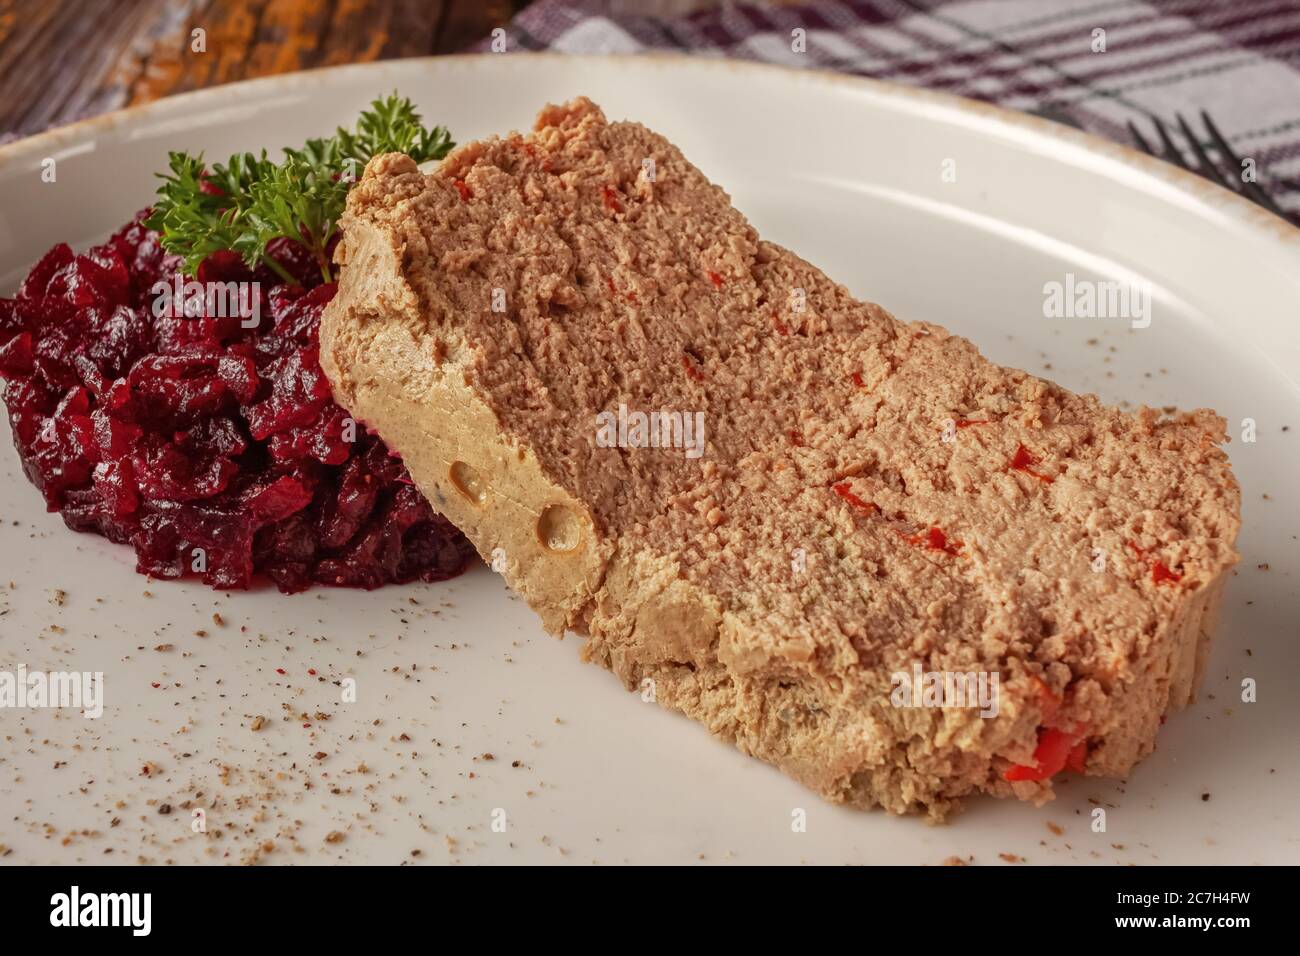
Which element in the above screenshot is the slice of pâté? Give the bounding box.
[319,98,1240,819]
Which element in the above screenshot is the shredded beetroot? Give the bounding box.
[0,210,474,593]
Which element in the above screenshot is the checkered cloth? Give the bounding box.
[480,0,1300,220]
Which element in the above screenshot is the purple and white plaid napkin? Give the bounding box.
[479,0,1300,218]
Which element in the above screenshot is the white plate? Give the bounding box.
[0,54,1297,866]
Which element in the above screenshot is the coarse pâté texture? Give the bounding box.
[319,98,1241,819]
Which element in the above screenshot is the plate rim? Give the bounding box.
[1,51,1297,252]
[0,52,1294,866]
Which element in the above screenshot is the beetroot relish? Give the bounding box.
[0,210,474,593]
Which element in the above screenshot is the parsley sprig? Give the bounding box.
[145,94,453,284]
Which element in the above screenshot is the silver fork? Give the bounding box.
[1127,111,1290,220]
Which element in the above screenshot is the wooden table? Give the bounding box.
[0,0,534,138]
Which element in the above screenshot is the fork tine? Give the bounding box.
[1127,120,1156,156]
[1241,179,1285,215]
[1175,113,1229,186]
[1152,117,1191,170]
[1199,110,1287,215]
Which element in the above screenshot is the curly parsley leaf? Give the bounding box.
[145,94,453,284]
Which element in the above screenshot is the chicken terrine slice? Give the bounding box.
[319,98,1241,819]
